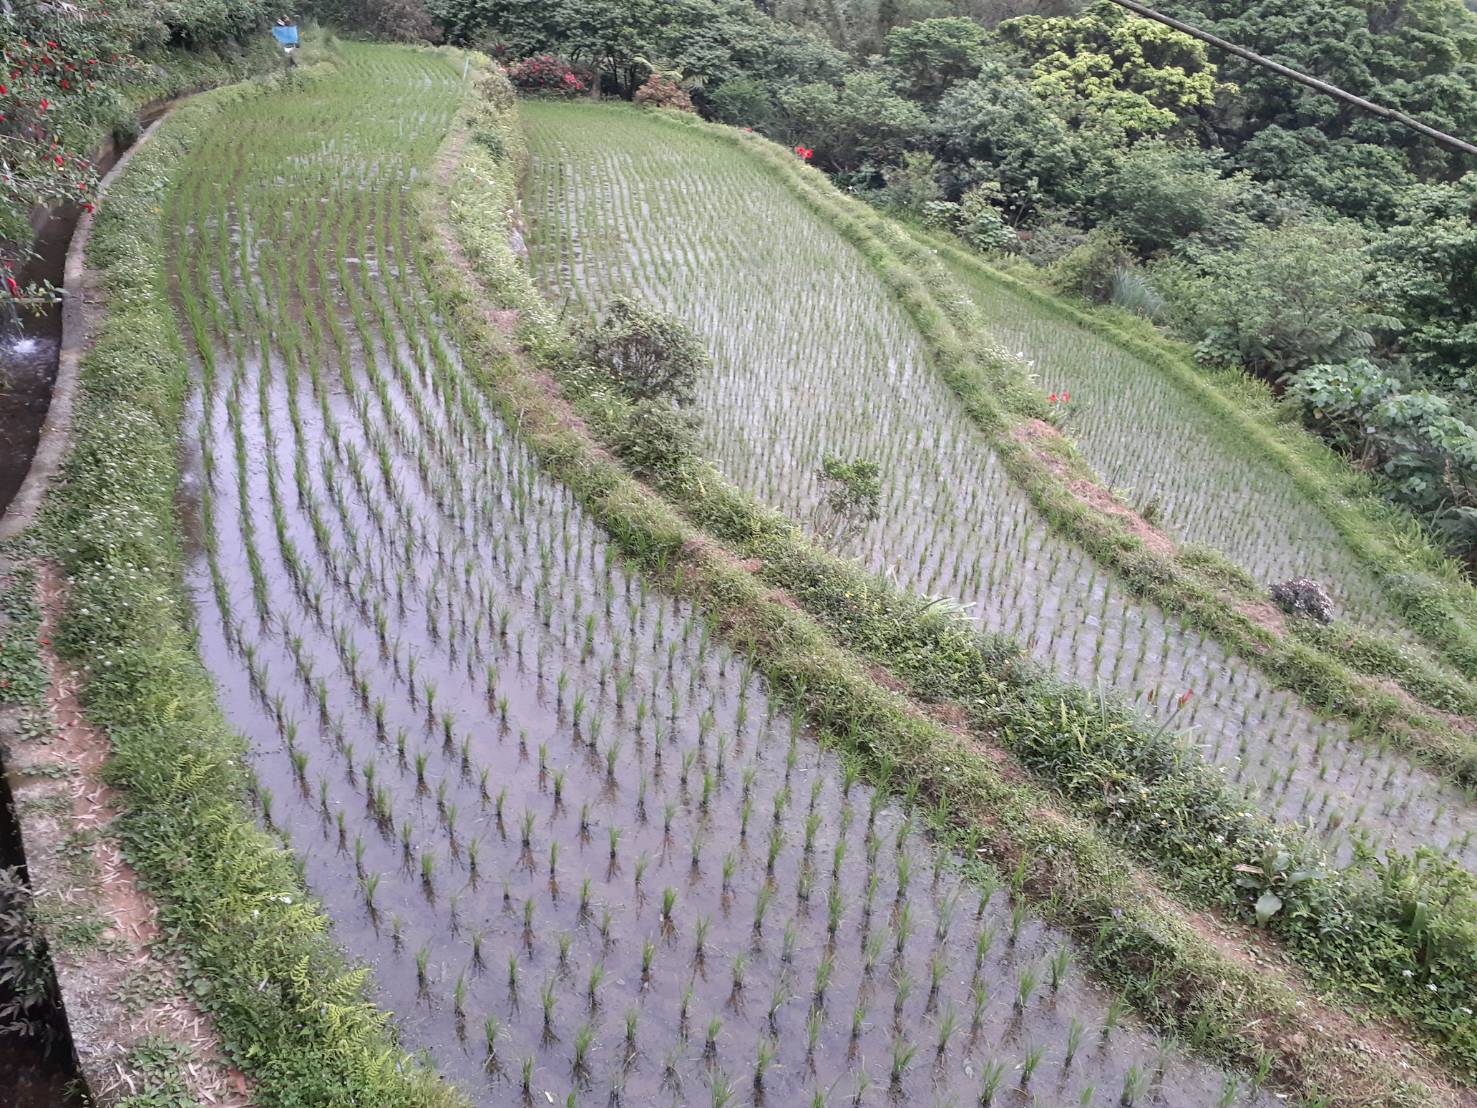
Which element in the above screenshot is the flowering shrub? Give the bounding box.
[506,55,587,96]
[0,1,137,302]
[792,144,813,161]
[633,74,692,113]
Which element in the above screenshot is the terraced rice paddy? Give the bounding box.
[934,250,1406,634]
[523,100,1477,871]
[162,45,1280,1107]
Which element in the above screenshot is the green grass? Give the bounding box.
[0,563,46,705]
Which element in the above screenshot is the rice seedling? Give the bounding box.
[979,1058,1004,1105]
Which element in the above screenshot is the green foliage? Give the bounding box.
[1168,220,1378,381]
[607,396,703,481]
[1094,142,1253,255]
[933,63,1120,212]
[343,0,440,42]
[1290,360,1477,549]
[882,16,989,101]
[813,456,883,547]
[876,150,941,214]
[998,0,1224,137]
[706,76,778,128]
[956,181,1015,252]
[777,71,926,170]
[1157,0,1477,183]
[1369,175,1477,388]
[0,566,46,704]
[582,295,711,404]
[1047,226,1133,303]
[0,867,59,1041]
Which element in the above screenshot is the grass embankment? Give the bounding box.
[428,72,1474,1102]
[23,48,466,1108]
[925,232,1477,683]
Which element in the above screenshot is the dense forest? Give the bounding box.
[388,0,1477,566]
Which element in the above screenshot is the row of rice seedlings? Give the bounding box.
[164,47,1278,1107]
[521,100,1477,871]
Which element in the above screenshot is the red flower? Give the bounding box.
[1062,391,1070,403]
[1177,689,1193,708]
[1048,392,1058,403]
[793,145,813,160]
[38,98,46,110]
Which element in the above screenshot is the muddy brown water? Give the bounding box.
[164,45,1277,1107]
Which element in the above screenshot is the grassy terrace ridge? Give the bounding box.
[432,65,1473,1101]
[921,230,1477,688]
[571,103,1477,796]
[19,44,467,1108]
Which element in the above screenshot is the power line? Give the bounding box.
[1103,0,1477,159]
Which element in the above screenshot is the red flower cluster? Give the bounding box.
[793,145,814,161]
[1048,391,1071,403]
[507,55,588,97]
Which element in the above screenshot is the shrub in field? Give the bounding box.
[582,295,710,405]
[507,55,586,96]
[608,398,702,480]
[634,74,693,113]
[813,456,882,548]
[1093,142,1253,256]
[1168,220,1376,383]
[706,76,775,129]
[1107,267,1165,322]
[1289,359,1477,551]
[1048,227,1134,303]
[957,183,1016,253]
[878,151,942,215]
[342,0,439,42]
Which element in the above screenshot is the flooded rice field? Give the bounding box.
[164,45,1280,1107]
[935,250,1407,636]
[522,100,1477,872]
